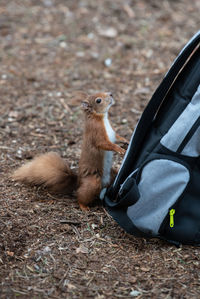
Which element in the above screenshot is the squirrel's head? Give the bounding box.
[81,92,114,115]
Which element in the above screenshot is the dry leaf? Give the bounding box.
[76,245,89,254]
[141,267,150,272]
[6,251,14,257]
[67,283,76,290]
[123,5,135,18]
[27,265,35,272]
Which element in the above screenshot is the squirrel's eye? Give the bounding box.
[96,98,102,104]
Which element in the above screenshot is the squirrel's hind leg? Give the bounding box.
[77,175,102,211]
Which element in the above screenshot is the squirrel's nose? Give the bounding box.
[107,92,113,97]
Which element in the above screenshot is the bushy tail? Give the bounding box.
[12,152,78,194]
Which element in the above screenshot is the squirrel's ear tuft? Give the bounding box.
[70,91,88,106]
[76,91,88,101]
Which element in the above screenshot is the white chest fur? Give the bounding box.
[102,113,116,187]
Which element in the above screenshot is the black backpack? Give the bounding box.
[101,31,200,246]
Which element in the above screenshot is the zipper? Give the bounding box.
[169,209,175,228]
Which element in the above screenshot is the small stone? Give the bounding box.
[34,264,40,271]
[121,118,127,124]
[8,117,14,122]
[60,41,67,48]
[8,111,19,118]
[99,27,118,38]
[88,32,95,39]
[1,74,7,80]
[104,58,112,67]
[43,246,51,253]
[16,149,22,158]
[130,290,141,297]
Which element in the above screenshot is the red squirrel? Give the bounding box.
[12,92,128,211]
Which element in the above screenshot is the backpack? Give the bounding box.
[101,30,200,246]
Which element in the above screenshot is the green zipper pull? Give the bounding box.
[169,209,175,228]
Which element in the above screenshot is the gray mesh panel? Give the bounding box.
[127,159,190,235]
[161,84,200,155]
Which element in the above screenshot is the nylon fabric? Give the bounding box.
[160,84,200,153]
[127,159,190,235]
[181,126,200,156]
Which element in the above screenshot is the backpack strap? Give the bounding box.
[111,31,200,198]
[101,177,139,208]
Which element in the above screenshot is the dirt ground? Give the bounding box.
[0,0,200,298]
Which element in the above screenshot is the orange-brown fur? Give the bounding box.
[12,92,128,211]
[12,152,77,194]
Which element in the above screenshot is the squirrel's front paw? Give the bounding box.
[117,147,126,155]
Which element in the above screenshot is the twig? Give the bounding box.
[30,132,46,138]
[60,219,81,226]
[59,98,72,113]
[11,289,27,295]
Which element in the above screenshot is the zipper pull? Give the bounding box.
[169,209,175,228]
